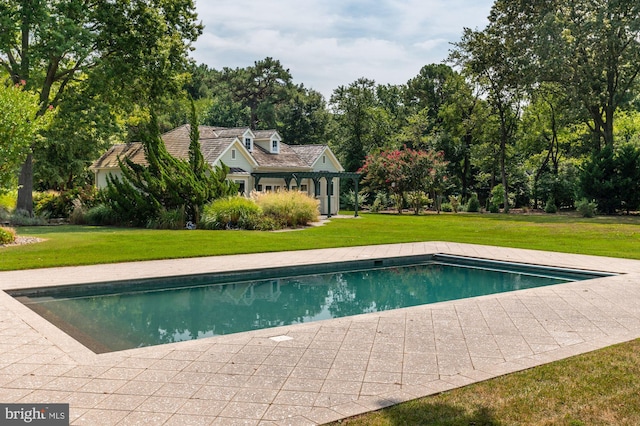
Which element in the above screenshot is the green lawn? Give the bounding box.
[3,212,640,270]
[3,212,640,425]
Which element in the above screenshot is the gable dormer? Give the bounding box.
[252,130,282,154]
[242,129,255,152]
[270,134,281,154]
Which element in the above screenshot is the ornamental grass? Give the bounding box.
[252,190,319,228]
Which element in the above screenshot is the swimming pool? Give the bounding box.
[10,254,611,353]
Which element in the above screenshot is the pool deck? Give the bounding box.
[2,242,640,425]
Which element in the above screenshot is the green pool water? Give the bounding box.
[13,255,608,353]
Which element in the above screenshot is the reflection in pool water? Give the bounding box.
[17,257,605,352]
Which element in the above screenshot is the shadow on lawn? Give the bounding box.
[337,401,499,426]
[17,225,142,235]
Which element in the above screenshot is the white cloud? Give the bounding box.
[190,0,494,99]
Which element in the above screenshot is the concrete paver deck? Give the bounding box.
[2,242,640,425]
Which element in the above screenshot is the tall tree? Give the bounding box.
[489,0,640,150]
[276,85,331,145]
[0,80,53,191]
[35,86,122,190]
[438,72,488,201]
[405,64,456,124]
[0,0,201,213]
[330,78,391,172]
[221,57,293,130]
[450,26,525,212]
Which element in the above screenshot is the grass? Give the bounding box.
[2,212,640,270]
[3,211,640,425]
[331,339,640,426]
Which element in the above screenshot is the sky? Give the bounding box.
[190,0,495,100]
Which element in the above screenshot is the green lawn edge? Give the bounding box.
[2,212,640,271]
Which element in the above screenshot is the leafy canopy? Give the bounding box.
[0,81,53,191]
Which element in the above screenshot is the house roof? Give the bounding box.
[91,124,328,171]
[290,145,326,167]
[251,143,312,169]
[90,143,147,169]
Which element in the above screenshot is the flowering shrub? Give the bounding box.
[359,147,449,213]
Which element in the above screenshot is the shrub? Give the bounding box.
[406,191,431,214]
[544,197,558,214]
[448,195,461,213]
[147,208,185,230]
[33,187,100,220]
[0,226,16,245]
[488,203,500,213]
[200,196,262,230]
[465,194,480,212]
[370,192,389,213]
[10,209,48,226]
[576,198,598,218]
[340,189,369,211]
[440,202,453,212]
[34,191,68,218]
[253,191,319,228]
[0,191,16,213]
[84,204,119,226]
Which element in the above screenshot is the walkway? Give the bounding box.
[1,242,640,425]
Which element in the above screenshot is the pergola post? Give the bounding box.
[326,177,332,218]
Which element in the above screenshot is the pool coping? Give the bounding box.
[2,242,640,425]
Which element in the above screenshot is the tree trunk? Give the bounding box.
[500,144,509,213]
[16,153,34,215]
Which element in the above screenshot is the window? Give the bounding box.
[244,137,252,151]
[271,140,278,153]
[300,184,308,192]
[231,149,236,159]
[265,185,272,192]
[322,155,326,164]
[257,184,263,191]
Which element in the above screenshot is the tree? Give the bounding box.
[221,57,293,130]
[0,0,202,213]
[105,113,236,227]
[450,26,525,212]
[330,78,392,172]
[580,145,620,214]
[438,71,488,201]
[0,80,53,192]
[489,0,640,150]
[578,143,640,215]
[276,85,331,145]
[34,86,122,191]
[405,64,456,123]
[359,147,448,214]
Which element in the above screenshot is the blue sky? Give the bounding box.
[190,0,495,99]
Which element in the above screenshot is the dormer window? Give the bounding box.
[244,137,253,152]
[271,139,279,153]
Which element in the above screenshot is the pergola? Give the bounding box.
[251,171,361,217]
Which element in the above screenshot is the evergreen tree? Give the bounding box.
[580,146,620,215]
[105,111,236,227]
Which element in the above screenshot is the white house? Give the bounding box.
[90,125,359,216]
